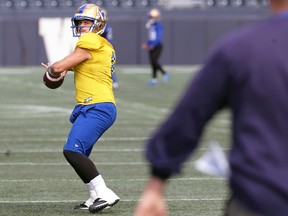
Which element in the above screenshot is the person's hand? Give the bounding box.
[141,43,148,50]
[41,62,50,71]
[41,63,67,79]
[59,70,68,79]
[134,177,168,216]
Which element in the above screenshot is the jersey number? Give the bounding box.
[111,51,116,76]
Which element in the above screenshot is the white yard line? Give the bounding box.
[0,137,150,143]
[0,162,149,166]
[0,197,226,203]
[0,177,225,182]
[0,145,229,153]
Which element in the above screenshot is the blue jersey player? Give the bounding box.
[101,9,119,89]
[142,8,170,86]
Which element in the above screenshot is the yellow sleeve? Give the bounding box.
[76,33,101,51]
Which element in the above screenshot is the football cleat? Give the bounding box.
[88,188,120,213]
[88,198,109,213]
[162,73,171,83]
[147,79,158,86]
[74,196,96,210]
[74,202,89,210]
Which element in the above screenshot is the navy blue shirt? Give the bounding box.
[146,13,288,216]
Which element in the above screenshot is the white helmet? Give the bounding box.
[149,8,161,19]
[146,8,161,28]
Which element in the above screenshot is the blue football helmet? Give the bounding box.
[71,4,106,37]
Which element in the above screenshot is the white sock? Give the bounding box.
[84,183,97,206]
[90,175,107,195]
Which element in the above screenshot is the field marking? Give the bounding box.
[0,137,150,143]
[0,161,226,167]
[0,177,225,183]
[0,177,227,204]
[0,162,149,166]
[0,146,229,153]
[0,197,226,204]
[0,148,144,153]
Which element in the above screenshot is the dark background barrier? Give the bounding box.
[0,7,269,66]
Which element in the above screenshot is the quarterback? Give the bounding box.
[41,3,119,213]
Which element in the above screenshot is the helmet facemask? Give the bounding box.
[71,4,106,37]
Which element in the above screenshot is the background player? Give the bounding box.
[141,8,170,86]
[101,8,119,89]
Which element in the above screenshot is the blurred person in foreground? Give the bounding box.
[141,8,170,86]
[41,3,119,214]
[101,8,119,89]
[134,0,288,215]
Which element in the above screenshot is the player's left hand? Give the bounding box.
[141,43,148,50]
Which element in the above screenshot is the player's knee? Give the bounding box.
[63,149,74,162]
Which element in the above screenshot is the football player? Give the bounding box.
[141,8,170,86]
[41,3,119,213]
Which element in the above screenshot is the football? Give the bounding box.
[43,71,64,89]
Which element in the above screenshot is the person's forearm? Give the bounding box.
[145,176,166,194]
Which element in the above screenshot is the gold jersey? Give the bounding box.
[72,32,116,105]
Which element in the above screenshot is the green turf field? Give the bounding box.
[0,65,231,216]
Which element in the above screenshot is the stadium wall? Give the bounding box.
[0,9,269,66]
